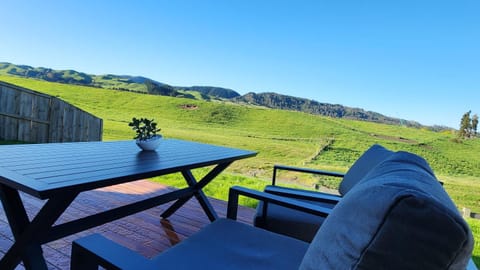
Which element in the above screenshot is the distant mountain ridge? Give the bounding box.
[179,86,241,99]
[0,62,445,130]
[234,92,422,127]
[0,62,240,99]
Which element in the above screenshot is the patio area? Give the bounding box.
[0,180,255,270]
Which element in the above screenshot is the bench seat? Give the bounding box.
[72,217,309,270]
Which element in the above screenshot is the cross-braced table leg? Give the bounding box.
[0,185,78,270]
[161,162,232,221]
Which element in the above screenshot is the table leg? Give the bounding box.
[0,185,47,270]
[161,162,232,221]
[161,170,218,221]
[0,185,77,270]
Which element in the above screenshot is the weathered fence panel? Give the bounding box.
[0,81,102,143]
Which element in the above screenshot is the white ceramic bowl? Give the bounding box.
[136,135,162,151]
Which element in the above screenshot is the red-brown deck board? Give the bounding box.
[0,180,255,270]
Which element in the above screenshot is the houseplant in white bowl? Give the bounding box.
[128,117,162,151]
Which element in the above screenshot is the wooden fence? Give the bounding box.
[0,81,102,143]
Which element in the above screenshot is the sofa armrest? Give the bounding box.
[264,185,341,204]
[272,164,344,185]
[71,233,152,270]
[227,186,332,220]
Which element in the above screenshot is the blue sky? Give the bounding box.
[1,0,479,128]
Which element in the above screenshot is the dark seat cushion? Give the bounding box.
[300,151,474,270]
[151,218,309,269]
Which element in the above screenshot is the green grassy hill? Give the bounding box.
[2,62,446,129]
[1,75,479,263]
[0,62,242,99]
[1,75,479,196]
[2,76,478,174]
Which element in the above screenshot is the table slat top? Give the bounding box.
[0,139,256,199]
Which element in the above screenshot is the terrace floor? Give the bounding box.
[0,180,255,270]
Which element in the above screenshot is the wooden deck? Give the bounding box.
[0,180,255,270]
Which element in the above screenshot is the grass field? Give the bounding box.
[1,75,479,264]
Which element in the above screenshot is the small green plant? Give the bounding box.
[128,117,161,141]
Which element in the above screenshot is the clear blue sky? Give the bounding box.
[1,0,479,128]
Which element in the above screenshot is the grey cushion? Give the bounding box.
[338,144,394,195]
[151,218,309,269]
[300,151,474,270]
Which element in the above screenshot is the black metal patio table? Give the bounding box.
[0,139,256,270]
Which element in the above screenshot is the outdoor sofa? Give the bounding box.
[71,149,474,269]
[254,144,394,242]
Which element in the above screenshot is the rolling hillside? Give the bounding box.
[234,92,425,128]
[1,74,479,262]
[0,62,241,99]
[1,75,478,177]
[0,62,444,129]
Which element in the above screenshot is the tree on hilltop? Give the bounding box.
[458,111,478,139]
[472,114,478,137]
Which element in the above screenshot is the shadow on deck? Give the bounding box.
[0,180,255,270]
